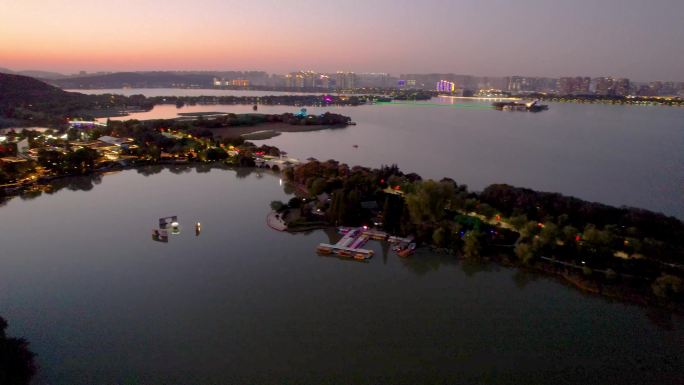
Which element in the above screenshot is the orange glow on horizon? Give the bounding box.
[1,0,682,79]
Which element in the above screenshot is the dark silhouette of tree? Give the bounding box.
[0,317,36,385]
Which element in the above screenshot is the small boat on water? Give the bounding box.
[159,216,178,229]
[152,229,169,243]
[397,243,416,257]
[195,222,201,236]
[492,99,548,112]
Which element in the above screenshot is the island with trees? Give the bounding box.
[269,160,684,307]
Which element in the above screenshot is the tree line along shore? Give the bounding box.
[0,110,350,187]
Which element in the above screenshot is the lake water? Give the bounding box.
[70,89,684,220]
[0,168,682,385]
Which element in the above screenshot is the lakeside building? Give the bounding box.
[212,78,250,87]
[68,120,106,129]
[474,89,510,98]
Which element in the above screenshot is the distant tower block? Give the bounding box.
[436,80,456,93]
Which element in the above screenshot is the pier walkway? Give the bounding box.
[317,227,388,260]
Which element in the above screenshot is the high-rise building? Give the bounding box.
[294,73,305,88]
[614,78,631,96]
[319,75,330,89]
[436,80,456,93]
[300,71,317,88]
[507,76,522,92]
[558,77,591,95]
[336,71,357,89]
[661,82,677,95]
[592,77,631,96]
[558,77,573,95]
[285,71,318,88]
[507,76,537,92]
[356,73,391,88]
[593,77,615,96]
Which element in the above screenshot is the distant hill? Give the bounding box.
[51,71,216,89]
[0,73,149,128]
[16,70,68,80]
[0,68,67,80]
[0,73,83,106]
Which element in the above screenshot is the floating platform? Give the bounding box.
[318,226,416,260]
[316,243,374,259]
[317,226,382,260]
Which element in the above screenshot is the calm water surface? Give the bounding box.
[0,168,682,385]
[74,89,684,219]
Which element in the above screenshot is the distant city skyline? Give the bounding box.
[1,0,683,81]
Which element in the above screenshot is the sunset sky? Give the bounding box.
[1,0,683,80]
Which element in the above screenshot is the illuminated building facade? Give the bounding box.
[436,80,456,93]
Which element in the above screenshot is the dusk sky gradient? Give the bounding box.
[1,0,683,80]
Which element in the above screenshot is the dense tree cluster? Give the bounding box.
[282,160,684,301]
[0,317,36,385]
[178,112,351,129]
[480,184,684,264]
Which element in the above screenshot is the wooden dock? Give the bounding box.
[316,243,374,260]
[317,227,385,260]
